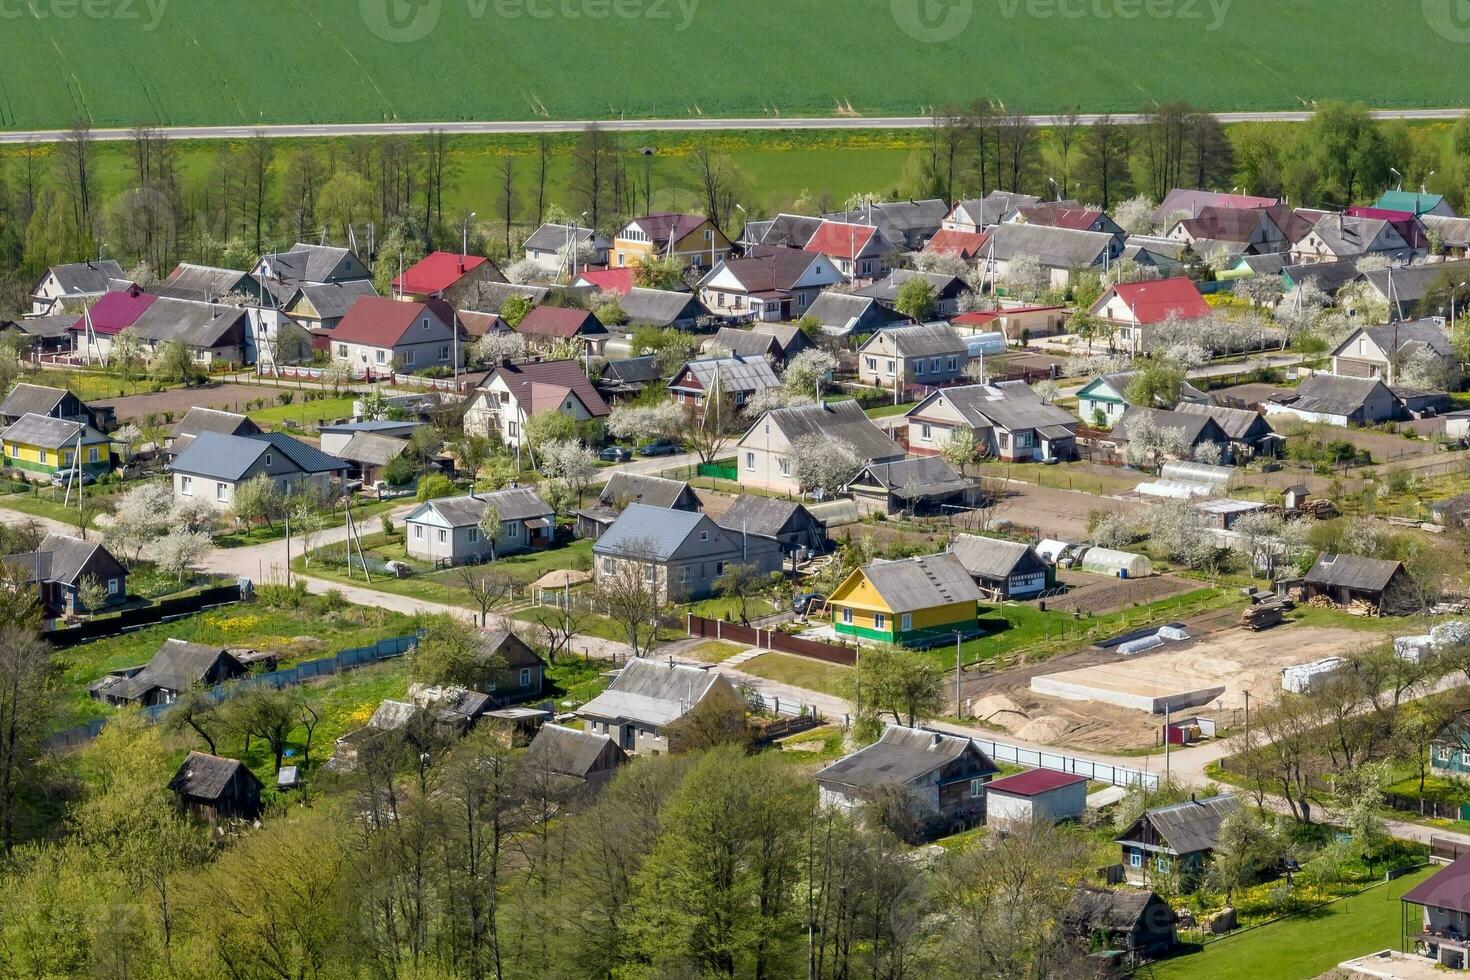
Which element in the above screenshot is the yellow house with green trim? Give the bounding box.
[828,553,982,646]
[1,413,112,479]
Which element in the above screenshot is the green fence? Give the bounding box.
[697,461,739,482]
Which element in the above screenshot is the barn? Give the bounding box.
[983,769,1089,827]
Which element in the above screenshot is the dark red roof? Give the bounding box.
[1403,854,1470,913]
[953,311,1001,325]
[69,287,157,336]
[984,768,1088,797]
[1017,204,1106,231]
[925,229,989,258]
[1104,277,1210,324]
[392,251,493,295]
[625,213,709,246]
[331,296,454,348]
[805,221,878,258]
[487,359,610,418]
[575,268,635,295]
[517,305,607,339]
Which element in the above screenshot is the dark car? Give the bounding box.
[638,439,682,457]
[599,446,632,462]
[792,592,825,615]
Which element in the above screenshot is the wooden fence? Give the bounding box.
[687,615,857,666]
[1431,836,1470,863]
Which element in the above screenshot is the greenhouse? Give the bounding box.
[1078,547,1153,579]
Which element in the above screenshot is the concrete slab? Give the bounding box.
[1030,660,1226,714]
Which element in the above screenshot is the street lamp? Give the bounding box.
[1452,281,1469,334]
[462,212,476,262]
[1423,171,1436,194]
[1047,177,1060,202]
[1390,167,1403,191]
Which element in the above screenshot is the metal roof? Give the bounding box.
[1305,553,1405,592]
[856,553,982,613]
[526,722,620,778]
[755,399,904,464]
[408,488,553,528]
[0,413,105,449]
[578,658,728,727]
[168,751,256,800]
[849,457,970,500]
[670,355,780,395]
[950,535,1042,580]
[862,322,968,358]
[1118,793,1239,855]
[599,473,694,510]
[1403,854,1470,913]
[984,768,1088,797]
[0,384,68,419]
[593,503,723,562]
[816,725,996,792]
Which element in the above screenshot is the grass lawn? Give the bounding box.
[973,460,1140,496]
[686,640,750,664]
[545,658,614,707]
[0,490,104,529]
[213,496,404,549]
[28,369,179,401]
[767,724,847,767]
[248,396,359,429]
[684,595,780,622]
[1149,865,1436,980]
[738,653,851,700]
[864,401,917,419]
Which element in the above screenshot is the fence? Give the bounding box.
[687,615,858,666]
[960,733,1160,790]
[1431,836,1470,863]
[1386,795,1470,822]
[697,461,739,482]
[43,585,244,648]
[45,633,419,751]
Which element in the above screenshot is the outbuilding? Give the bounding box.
[983,768,1088,827]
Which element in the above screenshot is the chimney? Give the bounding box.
[931,732,943,746]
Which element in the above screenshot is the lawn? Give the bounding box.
[738,653,852,700]
[864,401,918,419]
[972,460,1142,496]
[684,595,780,622]
[1149,865,1436,980]
[247,396,359,429]
[28,369,179,401]
[686,640,750,664]
[2,2,1465,129]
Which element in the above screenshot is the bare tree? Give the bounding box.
[534,594,593,663]
[57,121,96,254]
[244,132,276,255]
[687,145,742,234]
[496,151,516,256]
[594,538,666,659]
[570,123,613,232]
[1052,105,1082,198]
[457,566,515,628]
[534,134,551,225]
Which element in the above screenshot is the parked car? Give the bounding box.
[638,439,683,457]
[49,470,97,487]
[599,446,632,462]
[792,592,825,615]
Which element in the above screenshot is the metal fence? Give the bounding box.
[45,633,420,751]
[961,734,1160,790]
[687,615,858,666]
[43,585,244,648]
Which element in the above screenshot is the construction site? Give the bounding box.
[965,620,1387,752]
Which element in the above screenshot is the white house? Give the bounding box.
[403,488,555,566]
[463,359,610,450]
[577,659,745,754]
[696,249,842,321]
[736,400,904,496]
[982,769,1089,827]
[169,431,347,510]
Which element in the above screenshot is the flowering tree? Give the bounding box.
[1003,255,1049,302]
[98,482,174,564]
[790,436,864,498]
[539,439,600,507]
[1121,413,1190,470]
[147,530,212,584]
[1146,500,1222,572]
[781,348,838,399]
[606,403,683,442]
[911,250,972,278]
[474,331,528,365]
[1112,195,1156,235]
[1091,511,1141,549]
[939,429,980,476]
[1192,440,1227,466]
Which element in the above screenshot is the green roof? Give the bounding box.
[1375,190,1446,215]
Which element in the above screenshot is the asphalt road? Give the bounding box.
[1,108,1466,143]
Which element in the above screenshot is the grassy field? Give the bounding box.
[248,396,359,429]
[739,652,852,699]
[1149,865,1435,980]
[1,2,1466,129]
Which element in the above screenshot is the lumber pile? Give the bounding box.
[1240,603,1285,631]
[1299,499,1339,520]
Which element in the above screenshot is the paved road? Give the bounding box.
[2,109,1467,144]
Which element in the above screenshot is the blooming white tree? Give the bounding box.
[1146,500,1221,571]
[147,530,212,583]
[1091,510,1142,549]
[742,387,815,417]
[782,348,838,399]
[474,331,528,365]
[1231,510,1309,578]
[1396,345,1460,392]
[790,436,864,498]
[98,482,174,563]
[502,258,542,284]
[1003,255,1049,302]
[1105,258,1160,286]
[939,428,980,475]
[606,403,683,442]
[911,250,973,278]
[1112,195,1156,236]
[1192,440,1227,466]
[1121,413,1190,470]
[539,439,600,506]
[172,496,222,537]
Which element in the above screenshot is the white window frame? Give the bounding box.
[106,578,120,595]
[376,349,387,364]
[437,529,448,544]
[216,482,227,501]
[87,447,99,463]
[506,522,521,539]
[467,527,480,543]
[181,476,193,495]
[840,607,853,624]
[519,668,532,687]
[900,613,912,631]
[745,451,755,471]
[969,778,984,798]
[414,524,424,539]
[1129,851,1142,869]
[874,612,886,630]
[404,350,416,366]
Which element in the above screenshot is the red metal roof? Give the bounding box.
[331,296,454,348]
[805,221,878,258]
[392,251,491,295]
[984,768,1088,797]
[1105,277,1210,324]
[925,229,989,258]
[69,286,157,336]
[953,311,1000,325]
[1345,206,1414,222]
[575,268,635,295]
[517,305,607,339]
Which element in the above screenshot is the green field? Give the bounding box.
[0,1,1466,129]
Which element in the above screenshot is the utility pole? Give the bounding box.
[284,510,292,589]
[954,631,963,719]
[1163,702,1171,782]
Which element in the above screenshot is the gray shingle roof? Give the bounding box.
[0,384,68,420]
[42,260,125,296]
[1305,215,1397,257]
[1361,319,1455,359]
[856,269,965,303]
[757,400,904,463]
[593,503,719,562]
[816,725,996,791]
[866,322,968,358]
[297,279,380,320]
[1282,259,1363,294]
[170,430,345,481]
[950,535,1039,580]
[850,457,970,500]
[711,327,782,359]
[524,223,605,253]
[1305,553,1405,592]
[1123,793,1239,855]
[0,413,105,449]
[985,223,1116,269]
[414,487,554,527]
[619,287,701,327]
[858,553,982,612]
[33,533,106,585]
[1111,407,1225,448]
[601,355,662,386]
[824,199,949,248]
[252,431,348,474]
[1278,374,1392,417]
[954,191,1041,228]
[805,292,884,331]
[599,473,694,510]
[155,264,251,302]
[526,722,619,778]
[112,640,238,701]
[715,496,806,538]
[578,658,729,727]
[169,408,259,456]
[757,214,825,248]
[1170,402,1265,441]
[913,383,1078,435]
[169,751,252,800]
[338,432,408,467]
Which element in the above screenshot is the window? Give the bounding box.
[62,451,73,467]
[404,350,416,366]
[507,522,521,539]
[414,525,423,539]
[874,613,886,630]
[699,531,709,541]
[679,565,692,583]
[468,527,480,543]
[914,359,925,376]
[265,454,272,466]
[337,344,347,358]
[37,450,47,464]
[1129,851,1142,869]
[602,557,616,574]
[181,476,193,495]
[930,358,941,373]
[886,359,895,375]
[422,318,431,330]
[216,482,227,501]
[715,561,727,576]
[106,578,119,595]
[999,432,1010,449]
[375,349,386,364]
[745,451,755,471]
[87,447,99,463]
[519,668,531,687]
[779,457,790,476]
[508,420,519,438]
[6,445,14,458]
[437,529,448,544]
[438,345,450,361]
[1461,749,1470,767]
[840,607,853,624]
[1156,856,1171,873]
[900,613,912,631]
[920,423,932,441]
[1437,745,1452,762]
[704,229,713,241]
[947,356,959,371]
[969,778,984,798]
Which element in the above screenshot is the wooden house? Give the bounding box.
[827,553,981,646]
[1114,792,1239,888]
[168,752,264,824]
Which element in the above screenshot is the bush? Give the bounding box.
[278,392,294,406]
[416,473,455,502]
[383,454,416,487]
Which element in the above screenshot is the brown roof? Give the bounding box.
[484,359,610,418]
[517,305,608,340]
[332,296,455,348]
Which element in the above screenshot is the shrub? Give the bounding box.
[278,392,294,406]
[416,473,455,502]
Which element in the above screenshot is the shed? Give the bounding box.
[168,751,264,824]
[949,535,1050,600]
[1078,548,1152,579]
[983,768,1088,826]
[1065,887,1177,959]
[1303,553,1414,615]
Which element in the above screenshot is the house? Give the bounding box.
[1346,206,1432,252]
[68,288,251,366]
[983,768,1088,826]
[1263,374,1400,426]
[465,359,610,449]
[1167,205,1302,254]
[316,420,424,457]
[708,324,813,366]
[577,658,744,754]
[803,291,899,337]
[1171,402,1279,459]
[578,472,703,540]
[1090,277,1211,350]
[1281,258,1364,299]
[1360,261,1470,320]
[945,191,1041,232]
[1401,854,1470,970]
[904,382,1079,462]
[619,287,705,330]
[572,267,636,295]
[1431,723,1470,776]
[463,281,550,315]
[950,535,1050,600]
[1423,214,1470,257]
[749,212,825,249]
[155,263,255,303]
[1114,792,1240,886]
[697,250,841,321]
[667,355,780,409]
[29,260,126,314]
[329,296,462,374]
[1330,320,1455,384]
[334,431,412,485]
[856,323,969,388]
[1121,236,1192,277]
[1430,494,1470,530]
[2,533,127,617]
[592,503,781,602]
[524,722,628,789]
[736,400,904,495]
[168,752,264,824]
[846,456,972,516]
[1110,407,1235,464]
[253,243,372,292]
[1065,887,1178,960]
[1013,203,1124,239]
[596,355,664,400]
[472,629,548,703]
[1376,190,1457,218]
[0,383,104,429]
[1303,553,1416,615]
[823,199,949,250]
[858,269,969,319]
[815,725,998,835]
[924,229,989,261]
[524,223,611,273]
[403,488,555,565]
[611,213,733,271]
[1,414,112,480]
[167,407,261,459]
[982,224,1121,288]
[1151,189,1277,228]
[804,220,895,282]
[170,431,348,510]
[89,639,250,706]
[516,305,610,356]
[951,304,1069,342]
[715,496,826,558]
[284,279,380,332]
[1290,214,1412,264]
[828,553,982,646]
[0,314,79,354]
[392,251,506,306]
[1075,370,1211,425]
